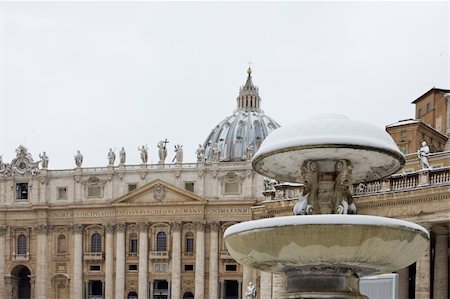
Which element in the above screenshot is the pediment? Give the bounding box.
[112,179,207,205]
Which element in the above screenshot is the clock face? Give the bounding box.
[15,158,29,173]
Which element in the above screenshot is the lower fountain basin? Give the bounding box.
[224,215,429,277]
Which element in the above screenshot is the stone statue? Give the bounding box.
[196,144,205,162]
[244,282,256,299]
[119,147,126,164]
[158,140,168,164]
[39,152,49,169]
[173,144,183,164]
[418,141,431,169]
[263,177,277,191]
[139,145,148,164]
[107,148,116,166]
[246,143,254,160]
[212,143,220,162]
[74,150,83,167]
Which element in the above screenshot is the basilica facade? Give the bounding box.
[1,70,449,299]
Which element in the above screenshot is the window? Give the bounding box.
[128,184,137,192]
[91,233,102,252]
[184,182,195,192]
[129,234,138,253]
[426,103,431,112]
[224,182,240,194]
[225,264,237,272]
[87,186,102,197]
[16,183,28,200]
[128,264,138,272]
[57,235,67,253]
[399,144,409,155]
[185,232,194,252]
[156,232,167,251]
[57,187,67,200]
[90,265,101,272]
[184,264,194,271]
[418,108,423,118]
[17,234,27,254]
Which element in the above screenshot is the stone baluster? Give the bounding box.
[415,223,431,299]
[104,223,115,299]
[138,222,149,299]
[71,224,84,299]
[208,222,220,299]
[433,227,448,299]
[170,222,182,299]
[194,221,206,299]
[115,223,126,299]
[0,225,7,299]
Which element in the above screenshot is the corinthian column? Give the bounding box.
[104,223,115,299]
[170,222,182,299]
[71,224,84,299]
[433,229,448,299]
[0,226,7,299]
[194,221,206,299]
[35,224,51,299]
[208,222,220,299]
[138,222,149,299]
[115,223,126,299]
[415,224,431,299]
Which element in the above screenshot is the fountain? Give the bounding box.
[224,114,429,299]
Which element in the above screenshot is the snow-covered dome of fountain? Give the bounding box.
[252,114,405,183]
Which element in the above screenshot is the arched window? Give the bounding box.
[129,233,138,253]
[91,233,102,252]
[185,232,194,252]
[17,234,27,254]
[127,291,138,299]
[57,234,67,253]
[183,292,194,299]
[156,232,167,251]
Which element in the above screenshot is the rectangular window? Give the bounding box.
[57,187,68,200]
[184,264,194,271]
[16,183,28,200]
[186,238,194,252]
[225,264,237,272]
[224,182,240,194]
[90,265,101,272]
[128,183,137,192]
[426,103,431,112]
[184,182,195,192]
[128,264,138,272]
[130,239,138,253]
[418,108,422,118]
[87,186,102,198]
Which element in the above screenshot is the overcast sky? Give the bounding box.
[0,1,449,169]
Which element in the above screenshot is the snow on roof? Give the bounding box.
[386,119,420,128]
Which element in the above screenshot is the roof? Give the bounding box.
[411,88,450,104]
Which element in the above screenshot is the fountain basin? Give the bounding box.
[224,215,429,277]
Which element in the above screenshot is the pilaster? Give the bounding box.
[433,226,448,299]
[208,222,220,299]
[194,221,206,299]
[137,222,149,299]
[71,224,84,299]
[115,223,126,299]
[104,223,115,299]
[415,223,431,299]
[170,222,182,299]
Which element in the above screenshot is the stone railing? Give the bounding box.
[12,253,30,261]
[54,252,69,260]
[148,250,169,259]
[83,252,104,260]
[353,167,450,196]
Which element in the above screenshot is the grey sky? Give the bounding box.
[1,1,448,169]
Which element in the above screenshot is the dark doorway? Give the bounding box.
[88,280,103,299]
[11,265,31,299]
[224,280,239,299]
[183,292,194,299]
[153,280,168,299]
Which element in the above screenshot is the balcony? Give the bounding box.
[83,252,104,260]
[148,251,169,260]
[128,252,139,258]
[183,252,194,258]
[12,253,30,261]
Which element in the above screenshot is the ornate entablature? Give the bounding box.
[0,145,40,177]
[217,171,246,183]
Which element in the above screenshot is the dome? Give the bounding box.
[252,114,405,183]
[203,69,280,162]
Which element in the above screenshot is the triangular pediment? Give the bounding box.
[112,179,207,205]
